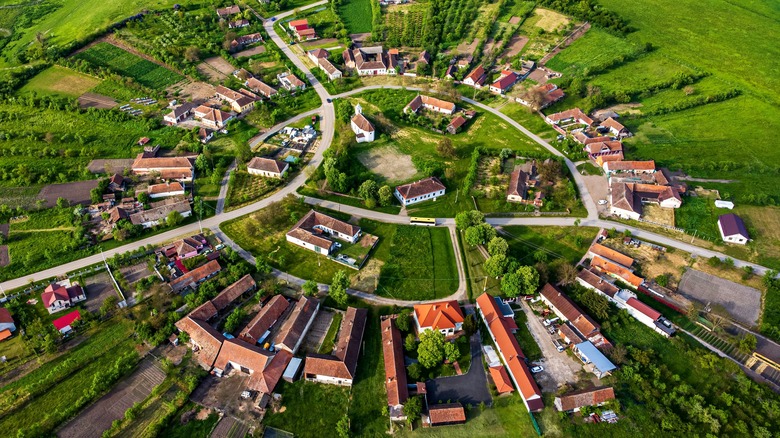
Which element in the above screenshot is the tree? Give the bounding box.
[378,185,393,206]
[56,197,69,209]
[358,180,378,201]
[444,342,459,363]
[166,210,184,227]
[407,362,422,380]
[462,314,477,336]
[405,333,417,352]
[655,273,670,287]
[255,256,272,276]
[184,46,201,62]
[90,187,103,204]
[501,266,540,297]
[484,254,508,278]
[395,310,411,332]
[538,159,561,182]
[487,237,508,257]
[455,210,484,230]
[557,263,578,285]
[737,333,757,354]
[436,138,456,158]
[403,396,423,426]
[336,414,350,438]
[417,329,445,368]
[224,308,245,333]
[137,191,150,205]
[302,279,319,296]
[330,270,349,306]
[465,223,496,246]
[100,295,119,317]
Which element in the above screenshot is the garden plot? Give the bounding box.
[533,8,570,32]
[58,358,166,438]
[678,269,761,325]
[232,45,267,58]
[204,56,236,77]
[37,180,100,208]
[73,43,184,90]
[87,159,136,174]
[0,245,8,267]
[78,92,118,109]
[474,156,512,199]
[18,65,100,98]
[356,146,417,183]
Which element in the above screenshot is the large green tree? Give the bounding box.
[455,210,484,230]
[417,329,445,368]
[484,254,509,278]
[487,237,508,257]
[330,270,350,306]
[501,266,540,297]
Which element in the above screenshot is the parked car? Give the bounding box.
[543,317,559,327]
[598,199,608,205]
[531,366,544,373]
[547,326,557,335]
[553,340,565,352]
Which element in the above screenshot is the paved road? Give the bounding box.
[215,159,236,214]
[425,329,492,406]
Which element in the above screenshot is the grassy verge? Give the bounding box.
[318,312,343,354]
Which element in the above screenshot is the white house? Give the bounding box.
[350,104,375,143]
[413,301,464,336]
[147,182,186,199]
[41,281,86,314]
[394,177,446,206]
[303,307,367,387]
[718,213,749,245]
[286,210,361,255]
[247,157,289,178]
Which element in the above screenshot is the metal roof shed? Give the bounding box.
[283,357,303,383]
[574,341,617,378]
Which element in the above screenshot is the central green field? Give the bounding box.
[337,0,374,34]
[74,43,183,89]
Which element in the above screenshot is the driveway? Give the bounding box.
[425,330,492,406]
[520,301,581,392]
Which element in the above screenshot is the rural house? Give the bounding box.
[169,260,221,293]
[489,70,520,94]
[476,293,544,412]
[228,18,249,29]
[213,338,293,397]
[554,387,615,413]
[274,296,320,354]
[610,181,682,220]
[394,177,446,206]
[198,128,214,144]
[718,213,749,244]
[351,104,375,143]
[216,5,241,18]
[129,197,192,228]
[540,284,606,346]
[245,78,277,98]
[317,57,342,80]
[164,102,196,124]
[544,108,593,135]
[602,160,656,175]
[41,281,86,314]
[489,365,514,394]
[446,115,467,134]
[308,48,329,63]
[52,310,81,334]
[517,83,565,110]
[288,19,317,41]
[175,315,225,369]
[0,308,16,335]
[599,117,632,138]
[303,307,368,386]
[247,157,289,178]
[572,341,617,378]
[277,72,306,91]
[343,46,399,76]
[413,300,464,336]
[230,33,263,51]
[239,294,290,345]
[426,403,467,427]
[381,316,409,420]
[147,182,185,199]
[194,105,234,130]
[463,65,487,87]
[587,243,633,269]
[403,95,456,115]
[286,210,362,254]
[216,85,256,113]
[590,255,645,289]
[131,155,195,182]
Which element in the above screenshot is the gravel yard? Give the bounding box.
[678,269,761,325]
[82,271,121,313]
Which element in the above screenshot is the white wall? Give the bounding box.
[306,374,353,386]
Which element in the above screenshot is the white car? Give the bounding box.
[531,366,544,373]
[598,199,608,205]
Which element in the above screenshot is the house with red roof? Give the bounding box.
[0,307,16,336]
[463,65,487,87]
[52,310,81,334]
[489,70,520,94]
[489,365,514,394]
[381,315,408,420]
[426,403,466,427]
[394,177,446,206]
[554,386,615,412]
[413,300,464,336]
[303,307,367,386]
[41,281,86,314]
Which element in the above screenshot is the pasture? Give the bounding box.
[337,0,374,34]
[17,66,101,98]
[74,43,184,89]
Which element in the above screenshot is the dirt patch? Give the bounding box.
[351,258,383,293]
[82,271,121,314]
[212,416,250,438]
[508,16,522,25]
[37,179,100,208]
[121,262,153,284]
[172,81,216,103]
[87,159,135,174]
[58,358,166,438]
[456,38,479,55]
[302,38,338,49]
[78,92,117,109]
[534,8,570,32]
[0,245,8,267]
[350,33,372,47]
[357,145,417,182]
[643,204,675,227]
[232,45,267,58]
[501,35,529,59]
[0,223,8,238]
[598,103,643,116]
[678,269,761,325]
[197,62,228,82]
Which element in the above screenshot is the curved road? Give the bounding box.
[1,13,775,296]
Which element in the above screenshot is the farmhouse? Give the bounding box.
[0,308,16,334]
[303,307,368,386]
[351,104,375,143]
[718,213,749,244]
[585,140,623,164]
[446,115,467,134]
[213,338,293,395]
[590,255,644,289]
[176,315,225,368]
[540,284,606,346]
[245,77,277,98]
[577,267,620,300]
[52,310,81,334]
[164,102,196,124]
[194,105,234,129]
[572,341,616,378]
[277,72,306,91]
[516,83,565,110]
[602,160,656,175]
[247,157,289,178]
[131,155,194,182]
[489,70,520,94]
[413,300,464,336]
[418,50,430,66]
[228,19,249,29]
[426,403,466,427]
[230,33,263,51]
[545,108,593,135]
[587,243,633,269]
[198,128,214,144]
[274,296,320,354]
[457,54,473,69]
[624,297,676,337]
[554,387,615,412]
[317,58,342,80]
[169,260,221,293]
[506,161,543,206]
[216,85,256,113]
[41,281,86,314]
[288,19,317,41]
[381,316,409,420]
[162,236,204,260]
[129,197,192,228]
[286,210,362,254]
[573,132,612,146]
[147,182,185,199]
[610,182,681,220]
[394,177,446,206]
[308,48,329,63]
[403,95,456,115]
[239,294,290,345]
[463,65,487,87]
[216,5,241,18]
[489,365,514,394]
[343,46,399,76]
[476,293,544,412]
[600,117,631,138]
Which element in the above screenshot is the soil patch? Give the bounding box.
[534,8,570,32]
[37,179,100,208]
[302,38,338,49]
[350,258,383,293]
[508,16,522,25]
[356,145,417,182]
[78,92,117,109]
[199,56,235,82]
[121,262,153,284]
[232,45,267,58]
[501,35,529,58]
[0,245,8,267]
[173,81,216,102]
[643,204,676,227]
[87,159,135,174]
[298,309,336,354]
[456,38,479,55]
[82,271,120,314]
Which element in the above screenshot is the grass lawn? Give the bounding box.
[460,230,502,301]
[500,225,597,266]
[0,336,28,375]
[17,65,101,98]
[513,309,542,361]
[576,162,602,176]
[74,43,184,89]
[498,102,559,142]
[337,0,374,34]
[318,311,343,354]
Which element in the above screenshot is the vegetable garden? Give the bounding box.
[74,43,184,89]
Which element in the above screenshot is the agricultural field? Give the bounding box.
[382,0,485,49]
[17,65,101,98]
[224,170,284,210]
[73,43,184,89]
[337,0,373,34]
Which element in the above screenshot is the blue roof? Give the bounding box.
[494,297,514,317]
[284,155,299,163]
[575,341,616,373]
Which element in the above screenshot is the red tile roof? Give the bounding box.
[464,65,486,85]
[351,113,375,132]
[489,366,514,394]
[540,284,600,338]
[447,115,467,131]
[600,117,625,132]
[577,268,619,299]
[148,182,184,195]
[275,296,319,353]
[211,274,255,312]
[490,72,519,91]
[213,338,272,372]
[404,95,456,113]
[240,295,289,344]
[0,308,13,325]
[288,19,308,27]
[588,243,634,268]
[545,108,593,125]
[414,300,464,331]
[169,260,221,293]
[52,310,81,331]
[591,256,644,288]
[381,316,408,407]
[175,316,225,368]
[603,160,655,172]
[555,386,615,411]
[428,403,466,425]
[0,329,11,341]
[250,349,292,393]
[626,297,661,321]
[247,157,288,174]
[189,301,218,321]
[395,177,446,200]
[42,283,70,307]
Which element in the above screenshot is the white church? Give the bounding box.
[350,104,375,143]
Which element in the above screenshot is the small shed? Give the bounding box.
[573,341,616,378]
[283,357,303,382]
[714,200,734,209]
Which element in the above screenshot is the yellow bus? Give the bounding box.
[409,217,436,226]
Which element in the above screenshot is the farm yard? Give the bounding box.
[73,43,184,89]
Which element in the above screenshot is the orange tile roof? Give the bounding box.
[603,160,656,172]
[555,386,615,411]
[428,403,466,425]
[239,295,289,344]
[382,316,408,406]
[175,316,225,368]
[0,329,11,341]
[489,366,514,394]
[588,243,634,268]
[540,284,600,339]
[414,300,464,331]
[213,338,272,372]
[211,274,255,312]
[591,256,644,287]
[169,260,221,293]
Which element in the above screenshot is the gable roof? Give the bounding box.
[275,296,319,351]
[405,95,456,113]
[175,316,225,368]
[558,322,585,345]
[395,177,446,200]
[132,155,193,171]
[584,140,623,155]
[491,71,519,91]
[610,181,641,216]
[604,160,656,172]
[590,256,644,288]
[555,386,615,411]
[448,115,467,131]
[52,310,81,331]
[247,157,288,174]
[290,210,360,238]
[249,349,292,393]
[464,65,486,84]
[213,337,272,372]
[600,117,625,132]
[540,283,600,338]
[428,403,466,425]
[0,308,13,325]
[211,274,255,312]
[489,366,514,394]
[588,243,634,268]
[626,297,661,321]
[148,182,184,195]
[240,294,290,344]
[332,307,368,376]
[245,78,277,97]
[169,260,221,293]
[545,108,593,125]
[381,317,408,406]
[507,169,528,198]
[719,213,749,239]
[414,300,464,330]
[288,19,308,27]
[217,5,241,16]
[351,113,375,133]
[309,48,329,58]
[577,268,619,299]
[189,300,219,321]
